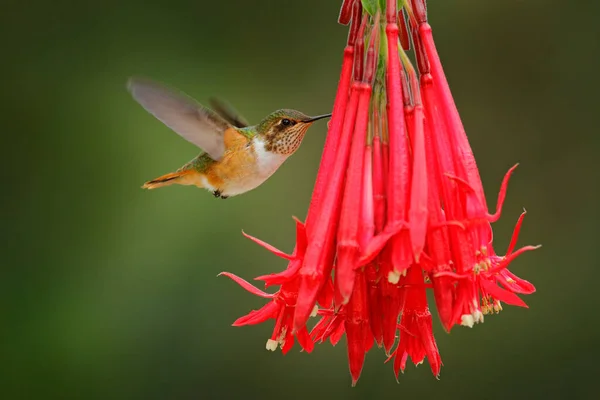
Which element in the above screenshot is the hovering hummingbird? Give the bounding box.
[128,77,331,199]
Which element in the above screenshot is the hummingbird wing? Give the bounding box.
[128,77,231,161]
[208,97,249,128]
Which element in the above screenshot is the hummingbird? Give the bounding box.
[128,77,331,199]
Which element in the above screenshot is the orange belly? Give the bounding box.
[201,128,259,196]
[201,134,288,197]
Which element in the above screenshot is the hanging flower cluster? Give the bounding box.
[220,0,539,385]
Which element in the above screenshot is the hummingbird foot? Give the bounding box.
[213,189,229,199]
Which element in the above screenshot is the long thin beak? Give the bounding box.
[302,113,332,123]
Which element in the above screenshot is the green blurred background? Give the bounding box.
[2,0,598,398]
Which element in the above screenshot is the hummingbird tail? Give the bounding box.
[142,169,200,190]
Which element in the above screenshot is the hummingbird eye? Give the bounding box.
[281,118,293,126]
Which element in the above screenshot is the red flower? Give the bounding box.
[220,271,314,354]
[292,1,364,332]
[388,264,441,379]
[411,3,540,328]
[219,0,539,386]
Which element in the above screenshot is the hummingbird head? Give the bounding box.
[257,109,331,155]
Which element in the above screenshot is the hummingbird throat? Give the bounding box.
[262,125,309,155]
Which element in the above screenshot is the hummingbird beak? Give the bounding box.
[301,113,332,123]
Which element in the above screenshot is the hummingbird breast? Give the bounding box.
[203,135,289,197]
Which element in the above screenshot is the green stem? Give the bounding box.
[398,44,415,77]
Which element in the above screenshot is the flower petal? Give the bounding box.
[359,221,405,265]
[218,272,274,298]
[506,209,527,255]
[480,277,528,308]
[488,164,519,223]
[255,259,302,287]
[496,270,536,295]
[297,326,315,353]
[408,102,428,261]
[232,301,279,326]
[330,322,346,346]
[292,216,308,256]
[487,245,541,275]
[242,231,294,261]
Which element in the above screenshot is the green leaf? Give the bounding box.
[361,0,378,16]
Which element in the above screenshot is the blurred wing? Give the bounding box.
[209,97,249,128]
[128,77,231,160]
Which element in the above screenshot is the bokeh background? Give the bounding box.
[2,0,599,399]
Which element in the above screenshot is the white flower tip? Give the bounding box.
[473,310,484,324]
[266,339,278,351]
[460,314,474,328]
[388,271,401,284]
[310,305,319,318]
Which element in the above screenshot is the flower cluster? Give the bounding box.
[220,0,539,385]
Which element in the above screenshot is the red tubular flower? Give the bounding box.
[221,0,539,386]
[388,264,441,379]
[407,68,428,263]
[338,0,354,25]
[409,0,539,328]
[371,102,387,235]
[360,126,375,250]
[421,81,456,331]
[293,11,368,332]
[305,1,360,223]
[399,9,411,51]
[382,0,412,283]
[334,76,368,305]
[336,11,380,306]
